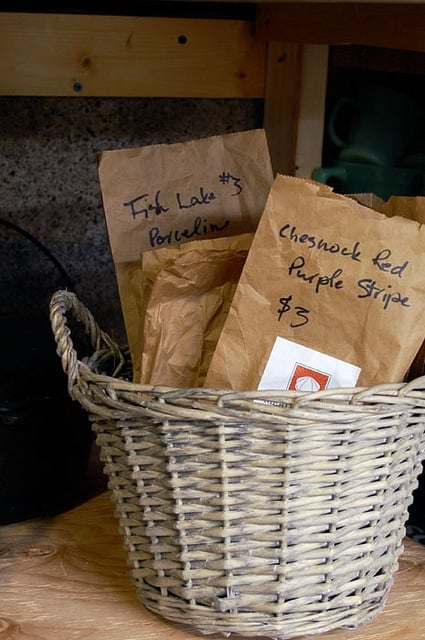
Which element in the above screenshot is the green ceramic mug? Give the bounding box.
[311,161,423,200]
[328,86,425,167]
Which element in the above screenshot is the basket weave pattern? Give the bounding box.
[50,290,425,638]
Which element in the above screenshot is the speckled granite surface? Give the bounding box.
[0,96,263,340]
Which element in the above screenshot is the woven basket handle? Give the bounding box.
[49,289,125,395]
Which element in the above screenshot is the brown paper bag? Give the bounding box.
[97,129,273,380]
[348,193,385,211]
[382,195,425,223]
[98,129,273,262]
[139,234,253,387]
[381,196,425,379]
[205,175,425,390]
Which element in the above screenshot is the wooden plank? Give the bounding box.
[256,3,425,52]
[263,41,303,175]
[0,12,266,97]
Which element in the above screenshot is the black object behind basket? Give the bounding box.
[407,461,425,535]
[0,219,93,525]
[0,311,93,525]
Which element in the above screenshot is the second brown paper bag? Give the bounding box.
[205,175,425,390]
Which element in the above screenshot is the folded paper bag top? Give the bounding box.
[204,175,425,390]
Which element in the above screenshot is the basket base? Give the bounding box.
[139,591,387,639]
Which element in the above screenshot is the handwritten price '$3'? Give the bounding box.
[277,295,310,328]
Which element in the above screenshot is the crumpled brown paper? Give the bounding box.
[205,175,425,390]
[382,195,425,223]
[139,234,253,387]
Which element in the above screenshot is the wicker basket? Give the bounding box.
[50,289,425,639]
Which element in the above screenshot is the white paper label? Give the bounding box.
[258,336,361,391]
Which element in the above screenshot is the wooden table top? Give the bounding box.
[1,491,425,640]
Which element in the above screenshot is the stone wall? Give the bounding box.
[0,96,263,340]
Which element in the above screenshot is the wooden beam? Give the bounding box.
[263,41,303,175]
[256,3,425,52]
[0,12,266,97]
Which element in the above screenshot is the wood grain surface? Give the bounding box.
[1,491,425,640]
[0,12,265,98]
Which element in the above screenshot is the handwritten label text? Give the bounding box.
[279,223,412,317]
[148,216,230,248]
[123,172,243,221]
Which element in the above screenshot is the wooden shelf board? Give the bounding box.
[256,3,425,52]
[0,12,266,97]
